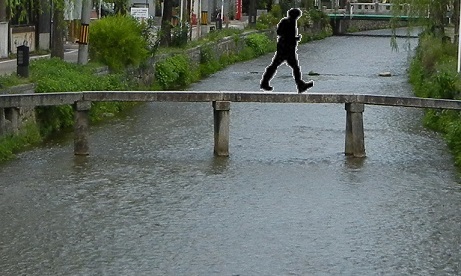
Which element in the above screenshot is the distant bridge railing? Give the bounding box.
[1,91,461,158]
[348,3,410,15]
[325,3,410,16]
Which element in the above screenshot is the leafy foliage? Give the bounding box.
[155,54,196,90]
[256,12,280,30]
[89,15,149,72]
[140,17,162,57]
[390,0,455,48]
[409,34,461,167]
[245,33,275,56]
[171,24,189,47]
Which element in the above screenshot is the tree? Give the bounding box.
[0,0,6,22]
[388,0,457,50]
[5,0,66,58]
[160,0,173,46]
[391,0,455,37]
[51,1,65,59]
[106,0,129,15]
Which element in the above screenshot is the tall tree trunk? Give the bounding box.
[0,0,6,21]
[160,0,172,46]
[114,0,128,15]
[51,3,64,59]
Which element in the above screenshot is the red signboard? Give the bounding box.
[235,0,242,20]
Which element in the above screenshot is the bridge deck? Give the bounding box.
[1,91,461,110]
[2,91,460,158]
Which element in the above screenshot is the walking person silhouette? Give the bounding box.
[260,8,314,93]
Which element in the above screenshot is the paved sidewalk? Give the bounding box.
[0,42,80,76]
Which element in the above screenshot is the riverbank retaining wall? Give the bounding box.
[348,20,407,32]
[333,19,408,34]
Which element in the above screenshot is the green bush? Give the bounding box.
[171,24,189,47]
[199,45,222,77]
[140,17,162,57]
[270,4,283,19]
[89,15,149,72]
[245,33,275,57]
[256,12,279,30]
[155,54,195,89]
[297,9,313,29]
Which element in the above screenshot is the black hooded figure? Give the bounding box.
[260,8,314,93]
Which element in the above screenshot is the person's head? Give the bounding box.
[288,8,302,19]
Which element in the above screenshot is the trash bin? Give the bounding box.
[17,45,30,78]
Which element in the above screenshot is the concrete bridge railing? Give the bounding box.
[349,3,392,15]
[2,91,461,158]
[326,3,409,15]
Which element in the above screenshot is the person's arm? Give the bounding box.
[277,19,286,36]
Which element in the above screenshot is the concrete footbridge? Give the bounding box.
[1,91,460,158]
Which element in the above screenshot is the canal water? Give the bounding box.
[1,29,461,275]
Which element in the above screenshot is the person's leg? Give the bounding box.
[287,52,313,93]
[261,53,284,91]
[286,53,302,83]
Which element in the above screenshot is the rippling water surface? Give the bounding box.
[1,29,461,275]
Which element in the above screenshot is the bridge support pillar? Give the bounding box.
[331,18,349,35]
[74,100,92,155]
[213,101,230,157]
[345,103,365,157]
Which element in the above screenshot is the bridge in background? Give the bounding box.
[1,91,461,158]
[326,2,423,35]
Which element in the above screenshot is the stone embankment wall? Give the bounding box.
[0,84,36,136]
[348,20,408,32]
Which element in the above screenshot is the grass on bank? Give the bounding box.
[409,33,461,167]
[0,123,42,162]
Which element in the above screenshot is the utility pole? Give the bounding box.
[0,0,7,58]
[201,0,208,36]
[78,0,92,65]
[249,0,256,26]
